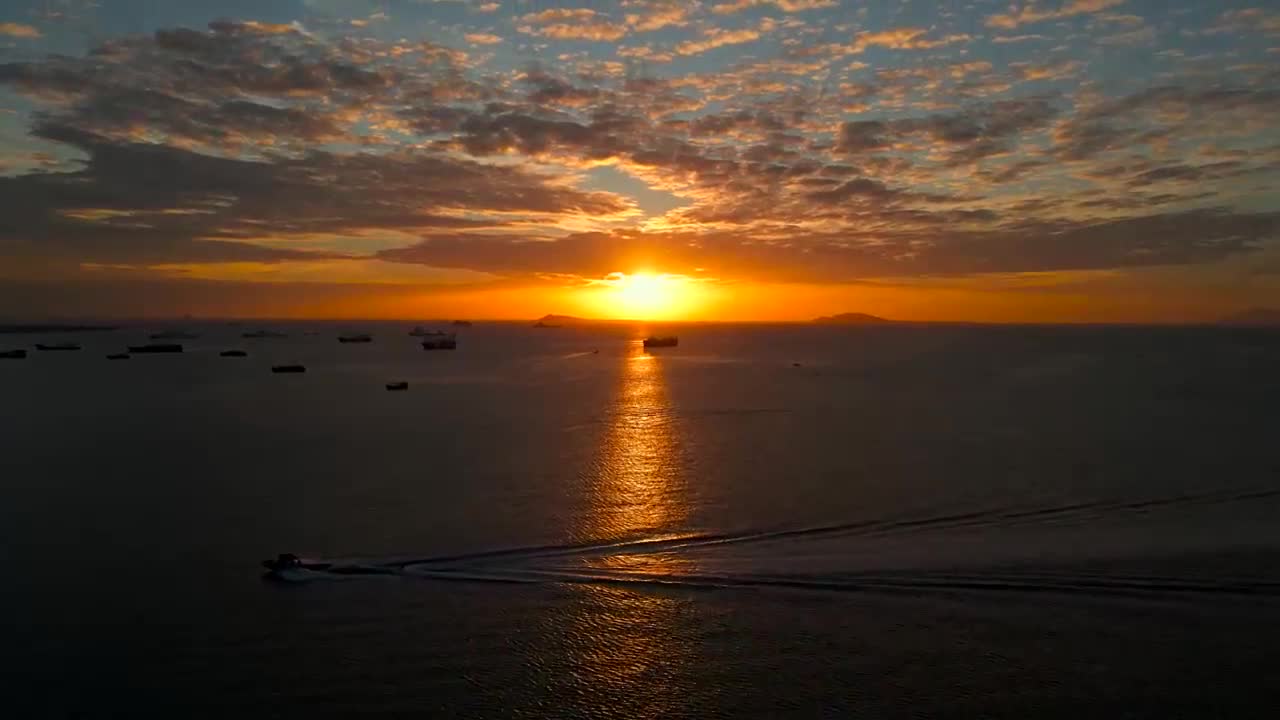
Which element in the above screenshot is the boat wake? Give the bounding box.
[267,485,1280,601]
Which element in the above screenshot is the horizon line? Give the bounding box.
[2,315,1275,328]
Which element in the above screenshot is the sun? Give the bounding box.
[594,271,693,319]
[618,273,668,313]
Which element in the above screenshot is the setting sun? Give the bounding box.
[592,272,698,320]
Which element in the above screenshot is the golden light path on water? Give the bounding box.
[588,347,689,549]
[547,341,698,718]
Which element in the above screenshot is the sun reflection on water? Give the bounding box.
[543,341,697,718]
[584,345,694,574]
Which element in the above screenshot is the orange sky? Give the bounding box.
[25,265,1258,324]
[1,2,1278,322]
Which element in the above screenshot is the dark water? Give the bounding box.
[3,322,1279,717]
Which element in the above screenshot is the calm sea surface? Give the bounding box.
[3,322,1279,717]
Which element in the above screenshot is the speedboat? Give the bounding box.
[263,553,330,572]
[0,349,26,359]
[35,343,80,351]
[422,334,457,350]
[262,554,334,581]
[338,334,373,343]
[128,343,183,353]
[642,336,678,348]
[149,330,199,340]
[261,553,398,581]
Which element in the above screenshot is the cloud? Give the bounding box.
[517,8,628,41]
[712,0,836,14]
[836,120,890,152]
[1053,83,1280,161]
[0,125,633,268]
[773,0,837,9]
[987,0,1126,30]
[1204,8,1280,37]
[617,44,674,63]
[1098,26,1155,46]
[991,34,1049,43]
[377,209,1280,281]
[848,27,971,53]
[520,69,602,107]
[835,98,1058,166]
[624,1,690,32]
[0,24,642,271]
[208,19,303,36]
[0,22,42,38]
[675,18,777,56]
[464,32,502,44]
[1099,13,1144,27]
[0,22,407,153]
[3,12,1279,300]
[1010,59,1083,81]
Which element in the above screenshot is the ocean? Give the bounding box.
[2,322,1278,717]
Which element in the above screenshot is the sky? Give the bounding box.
[0,0,1278,321]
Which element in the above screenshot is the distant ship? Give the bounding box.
[386,381,409,391]
[35,343,80,351]
[338,334,373,343]
[452,320,473,327]
[242,330,287,339]
[272,364,306,373]
[642,336,678,348]
[409,326,448,337]
[220,350,248,358]
[422,334,457,350]
[533,321,561,328]
[0,324,115,334]
[149,330,199,340]
[106,353,130,360]
[128,343,183,353]
[1,349,27,359]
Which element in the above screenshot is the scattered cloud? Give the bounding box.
[1099,26,1155,46]
[1,2,1278,311]
[992,34,1048,43]
[518,8,628,42]
[464,32,502,44]
[676,18,777,56]
[1204,8,1280,37]
[1011,59,1083,81]
[712,0,836,14]
[618,44,674,63]
[848,27,971,53]
[0,22,42,38]
[987,0,1126,30]
[377,209,1280,281]
[624,1,690,32]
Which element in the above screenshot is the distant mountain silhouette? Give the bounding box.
[533,313,588,327]
[1219,307,1280,326]
[813,312,890,325]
